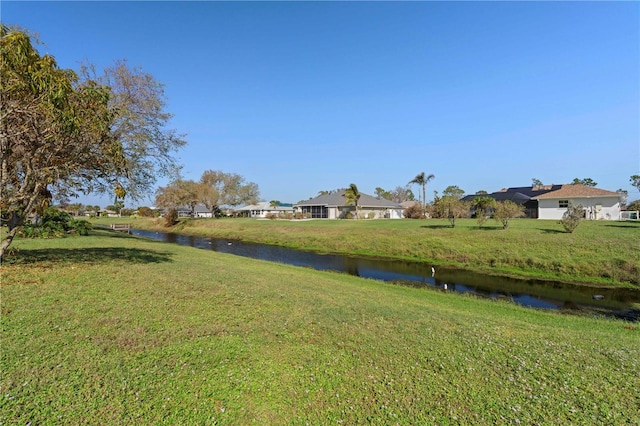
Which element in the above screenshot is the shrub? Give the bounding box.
[493,201,525,230]
[164,208,179,227]
[367,212,375,219]
[404,204,423,219]
[560,203,584,233]
[138,206,157,217]
[69,219,92,236]
[18,208,74,238]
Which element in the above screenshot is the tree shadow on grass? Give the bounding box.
[3,247,174,266]
[538,228,566,234]
[419,224,453,229]
[604,222,640,229]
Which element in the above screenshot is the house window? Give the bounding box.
[559,200,569,208]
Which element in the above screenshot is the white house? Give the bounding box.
[294,192,404,219]
[532,184,622,220]
[237,202,294,218]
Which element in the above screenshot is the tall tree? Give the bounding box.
[0,27,185,258]
[1,26,117,257]
[390,186,415,203]
[199,170,259,210]
[154,179,199,216]
[343,183,361,219]
[409,172,435,218]
[630,175,640,193]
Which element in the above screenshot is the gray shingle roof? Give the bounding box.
[295,192,402,208]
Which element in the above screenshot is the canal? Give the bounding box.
[131,229,639,316]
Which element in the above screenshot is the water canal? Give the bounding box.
[131,229,639,317]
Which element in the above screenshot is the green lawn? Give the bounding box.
[2,230,639,424]
[97,216,640,287]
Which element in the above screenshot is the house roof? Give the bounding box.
[462,191,534,204]
[238,202,294,211]
[532,184,620,200]
[295,192,402,208]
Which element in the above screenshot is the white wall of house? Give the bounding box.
[537,197,621,220]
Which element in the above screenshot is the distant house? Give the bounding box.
[462,185,563,218]
[237,202,294,218]
[462,184,622,220]
[193,204,213,218]
[532,184,621,220]
[294,192,403,219]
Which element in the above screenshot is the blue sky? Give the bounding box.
[4,1,639,207]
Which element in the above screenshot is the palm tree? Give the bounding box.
[343,183,361,219]
[409,172,435,218]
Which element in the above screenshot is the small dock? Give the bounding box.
[110,223,131,234]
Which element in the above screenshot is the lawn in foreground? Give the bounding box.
[2,230,639,424]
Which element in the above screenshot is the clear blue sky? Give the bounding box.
[4,1,639,207]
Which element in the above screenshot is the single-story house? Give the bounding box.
[237,202,295,218]
[462,185,563,218]
[532,184,621,220]
[193,204,213,218]
[294,192,403,219]
[462,184,622,220]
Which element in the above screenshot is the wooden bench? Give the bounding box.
[110,223,131,234]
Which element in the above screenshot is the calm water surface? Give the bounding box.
[131,229,639,315]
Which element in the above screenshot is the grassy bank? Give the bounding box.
[2,230,639,424]
[97,216,640,287]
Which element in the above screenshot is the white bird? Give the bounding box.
[431,267,435,277]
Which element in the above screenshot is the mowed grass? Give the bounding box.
[2,230,639,424]
[104,216,640,286]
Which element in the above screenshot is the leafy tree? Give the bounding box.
[626,199,640,211]
[630,175,640,193]
[571,178,597,187]
[79,60,186,200]
[434,186,468,227]
[269,200,281,209]
[137,206,156,217]
[472,196,496,228]
[199,170,259,213]
[408,172,435,218]
[343,183,361,219]
[155,179,199,216]
[391,186,415,203]
[0,27,185,259]
[374,187,391,200]
[560,203,584,233]
[532,178,544,187]
[493,200,525,230]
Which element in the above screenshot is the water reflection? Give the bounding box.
[132,229,639,313]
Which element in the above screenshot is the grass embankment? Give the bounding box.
[99,216,640,287]
[2,230,639,424]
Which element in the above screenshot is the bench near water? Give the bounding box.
[110,223,131,234]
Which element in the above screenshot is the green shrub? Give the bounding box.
[560,203,583,233]
[69,219,93,236]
